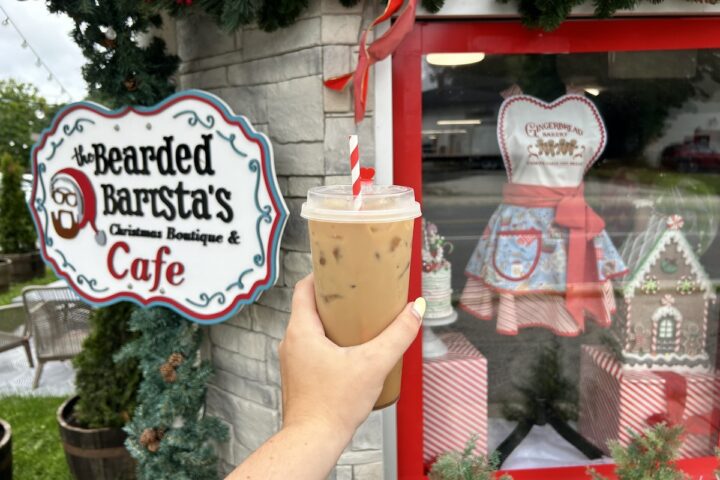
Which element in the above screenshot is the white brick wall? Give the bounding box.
[176,2,384,478]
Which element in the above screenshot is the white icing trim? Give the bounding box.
[651,305,682,323]
[622,352,711,374]
[623,230,716,301]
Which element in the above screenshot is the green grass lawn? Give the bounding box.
[0,396,71,479]
[0,268,57,332]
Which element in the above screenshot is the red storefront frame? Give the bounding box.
[391,17,720,479]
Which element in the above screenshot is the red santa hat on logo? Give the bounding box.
[52,167,106,246]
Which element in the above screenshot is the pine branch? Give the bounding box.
[588,424,688,480]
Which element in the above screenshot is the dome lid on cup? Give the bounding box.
[301,185,421,223]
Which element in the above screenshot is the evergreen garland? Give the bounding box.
[44,2,226,478]
[116,308,228,479]
[156,0,442,32]
[47,0,715,44]
[159,0,710,33]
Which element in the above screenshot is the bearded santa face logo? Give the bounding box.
[50,168,106,245]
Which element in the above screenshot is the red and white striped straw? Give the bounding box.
[350,134,360,197]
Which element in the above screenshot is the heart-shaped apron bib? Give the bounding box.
[460,94,628,336]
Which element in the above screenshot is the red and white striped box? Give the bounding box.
[423,332,488,465]
[578,345,720,458]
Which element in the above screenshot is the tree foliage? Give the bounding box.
[72,303,141,429]
[589,424,688,480]
[117,308,228,480]
[503,339,577,422]
[0,80,55,162]
[0,153,36,253]
[45,0,179,109]
[429,435,513,480]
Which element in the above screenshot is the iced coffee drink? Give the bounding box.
[301,185,421,409]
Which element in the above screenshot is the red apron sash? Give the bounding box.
[502,183,606,328]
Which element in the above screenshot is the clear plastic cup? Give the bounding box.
[301,185,422,409]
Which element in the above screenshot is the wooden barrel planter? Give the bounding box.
[0,418,11,479]
[2,251,45,283]
[57,397,136,480]
[0,258,12,293]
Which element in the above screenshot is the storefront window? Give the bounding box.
[420,48,720,471]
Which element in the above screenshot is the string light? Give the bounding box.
[0,4,75,102]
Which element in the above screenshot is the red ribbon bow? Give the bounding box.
[552,184,607,330]
[324,0,418,124]
[647,371,720,438]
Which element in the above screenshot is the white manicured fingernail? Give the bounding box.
[412,297,426,323]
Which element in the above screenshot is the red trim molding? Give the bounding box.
[392,16,720,480]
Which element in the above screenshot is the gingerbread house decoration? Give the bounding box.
[618,213,716,371]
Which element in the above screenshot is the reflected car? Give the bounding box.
[661,136,720,172]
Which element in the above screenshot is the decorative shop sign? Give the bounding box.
[29,90,288,323]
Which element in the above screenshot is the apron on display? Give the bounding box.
[460,91,628,336]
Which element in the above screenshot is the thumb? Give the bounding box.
[360,298,425,374]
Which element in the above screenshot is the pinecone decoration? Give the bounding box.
[159,362,177,383]
[140,428,157,446]
[140,427,165,453]
[100,37,116,49]
[168,352,184,367]
[124,77,138,92]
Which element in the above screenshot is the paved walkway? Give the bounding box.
[0,328,75,396]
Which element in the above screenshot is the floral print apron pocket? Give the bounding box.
[492,229,542,282]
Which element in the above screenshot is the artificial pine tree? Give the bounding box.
[44,2,227,478]
[73,303,140,429]
[0,153,36,254]
[116,308,227,479]
[496,340,603,465]
[588,424,688,480]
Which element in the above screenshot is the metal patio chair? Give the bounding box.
[22,286,91,389]
[0,303,33,367]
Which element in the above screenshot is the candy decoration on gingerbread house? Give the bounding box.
[618,213,716,371]
[460,87,628,336]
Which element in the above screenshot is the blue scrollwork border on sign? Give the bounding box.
[54,249,76,272]
[226,268,254,292]
[215,131,248,158]
[77,274,109,293]
[186,291,226,308]
[46,139,64,161]
[34,163,53,247]
[63,118,95,136]
[250,159,273,267]
[173,110,215,129]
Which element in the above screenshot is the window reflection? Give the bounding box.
[421,49,720,471]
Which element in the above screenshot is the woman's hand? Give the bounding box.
[226,274,424,480]
[279,273,425,442]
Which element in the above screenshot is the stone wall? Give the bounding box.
[174,2,383,478]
